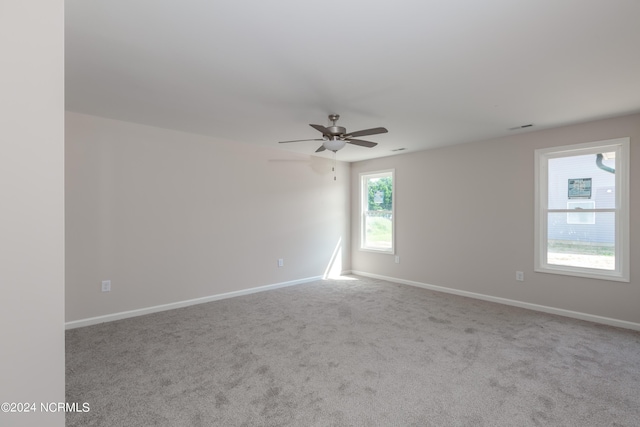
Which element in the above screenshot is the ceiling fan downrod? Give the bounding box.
[326,114,346,138]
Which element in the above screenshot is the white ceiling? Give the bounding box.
[65,0,640,162]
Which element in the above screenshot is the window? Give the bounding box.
[360,170,394,253]
[535,138,629,281]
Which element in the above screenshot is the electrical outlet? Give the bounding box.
[277,258,284,267]
[101,280,111,292]
[516,271,524,282]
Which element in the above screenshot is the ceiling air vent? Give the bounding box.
[508,124,534,131]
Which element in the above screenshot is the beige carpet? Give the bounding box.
[66,275,640,426]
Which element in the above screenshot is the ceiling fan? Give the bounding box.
[279,114,388,153]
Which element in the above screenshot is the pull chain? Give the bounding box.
[332,151,337,181]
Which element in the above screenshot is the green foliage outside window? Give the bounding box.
[367,177,392,211]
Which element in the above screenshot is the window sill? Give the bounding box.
[535,265,629,283]
[360,247,395,255]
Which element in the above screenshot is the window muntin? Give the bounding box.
[535,138,629,281]
[360,170,394,253]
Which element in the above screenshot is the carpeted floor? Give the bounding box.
[66,275,640,426]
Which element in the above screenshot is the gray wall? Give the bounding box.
[65,112,351,322]
[65,110,638,326]
[0,1,65,426]
[352,113,640,325]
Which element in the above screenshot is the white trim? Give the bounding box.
[536,138,627,158]
[65,276,323,330]
[351,271,640,331]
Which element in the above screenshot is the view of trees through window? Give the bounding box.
[362,172,393,251]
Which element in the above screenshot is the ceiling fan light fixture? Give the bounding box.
[323,137,346,152]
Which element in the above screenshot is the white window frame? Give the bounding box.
[360,169,395,254]
[534,138,630,282]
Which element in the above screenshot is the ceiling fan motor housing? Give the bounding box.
[326,114,346,138]
[328,126,346,138]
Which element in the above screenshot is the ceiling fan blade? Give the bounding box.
[346,139,378,148]
[346,127,388,138]
[315,145,326,152]
[279,138,325,144]
[309,124,332,136]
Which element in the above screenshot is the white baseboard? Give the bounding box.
[65,275,323,330]
[351,271,640,331]
[66,271,640,332]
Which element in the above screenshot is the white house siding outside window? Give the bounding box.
[534,138,629,282]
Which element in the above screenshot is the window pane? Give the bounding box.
[566,201,595,224]
[548,152,616,210]
[364,211,392,249]
[547,211,615,270]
